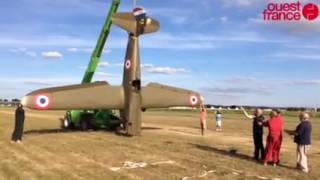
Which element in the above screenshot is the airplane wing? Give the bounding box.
[141,83,202,109]
[21,82,124,110]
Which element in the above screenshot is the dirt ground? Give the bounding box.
[0,107,319,180]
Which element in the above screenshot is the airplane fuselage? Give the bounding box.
[121,34,142,135]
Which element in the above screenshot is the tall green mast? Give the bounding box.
[81,0,120,83]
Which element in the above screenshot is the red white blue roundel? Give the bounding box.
[133,7,146,20]
[34,94,51,109]
[125,60,131,69]
[190,95,199,106]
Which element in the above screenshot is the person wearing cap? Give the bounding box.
[199,105,207,136]
[240,107,265,161]
[263,109,283,167]
[294,112,312,173]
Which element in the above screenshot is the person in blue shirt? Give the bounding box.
[294,112,312,173]
[215,111,223,131]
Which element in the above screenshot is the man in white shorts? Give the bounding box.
[215,111,223,131]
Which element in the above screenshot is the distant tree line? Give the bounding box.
[0,99,21,106]
[204,104,319,112]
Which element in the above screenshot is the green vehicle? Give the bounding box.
[61,0,121,131]
[63,110,121,131]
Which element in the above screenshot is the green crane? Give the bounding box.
[62,0,121,130]
[82,0,120,83]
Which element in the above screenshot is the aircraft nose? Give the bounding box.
[21,95,32,108]
[21,93,52,110]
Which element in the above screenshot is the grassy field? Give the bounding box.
[0,107,319,180]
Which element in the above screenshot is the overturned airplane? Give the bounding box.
[21,7,202,136]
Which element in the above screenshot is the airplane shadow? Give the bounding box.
[24,128,118,135]
[190,143,296,170]
[24,127,163,137]
[24,129,76,135]
[142,127,163,130]
[114,127,163,137]
[190,143,252,161]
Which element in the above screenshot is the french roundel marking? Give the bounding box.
[190,95,198,106]
[125,60,131,70]
[34,94,51,109]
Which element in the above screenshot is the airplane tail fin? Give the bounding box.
[112,9,160,35]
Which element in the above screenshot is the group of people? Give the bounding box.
[242,108,283,165]
[241,107,312,173]
[199,105,223,135]
[199,106,312,173]
[241,108,312,173]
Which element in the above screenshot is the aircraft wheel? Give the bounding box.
[62,115,71,129]
[63,117,69,128]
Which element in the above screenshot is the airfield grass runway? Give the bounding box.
[0,107,319,180]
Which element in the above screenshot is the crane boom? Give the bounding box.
[60,0,122,131]
[81,0,120,83]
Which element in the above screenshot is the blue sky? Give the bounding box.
[1,0,320,107]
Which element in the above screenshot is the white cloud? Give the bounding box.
[9,48,27,53]
[249,16,320,34]
[67,47,111,54]
[25,51,37,58]
[67,48,78,52]
[212,93,241,99]
[0,35,94,48]
[221,0,257,7]
[96,72,119,79]
[69,47,90,52]
[198,17,216,26]
[202,86,272,95]
[146,67,188,74]
[283,44,320,49]
[141,64,189,75]
[83,48,94,53]
[141,64,154,68]
[42,51,63,60]
[220,16,228,23]
[78,66,86,70]
[98,62,110,67]
[140,32,286,50]
[286,80,320,86]
[1,31,284,52]
[148,7,194,25]
[24,80,52,86]
[171,16,188,25]
[271,52,320,61]
[224,76,257,83]
[0,77,78,86]
[8,48,37,58]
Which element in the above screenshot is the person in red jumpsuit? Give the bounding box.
[263,109,283,167]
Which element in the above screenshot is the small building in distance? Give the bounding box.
[0,98,20,107]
